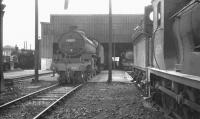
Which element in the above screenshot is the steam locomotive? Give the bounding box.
[52,26,104,84]
[131,0,200,118]
[119,51,134,70]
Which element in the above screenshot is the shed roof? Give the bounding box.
[42,14,143,43]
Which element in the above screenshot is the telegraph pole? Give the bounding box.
[34,0,39,82]
[0,0,5,92]
[113,36,115,69]
[107,0,112,83]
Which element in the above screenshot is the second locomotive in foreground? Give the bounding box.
[52,26,104,84]
[132,0,200,118]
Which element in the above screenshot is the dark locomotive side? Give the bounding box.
[131,0,200,118]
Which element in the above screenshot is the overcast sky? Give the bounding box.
[3,0,151,49]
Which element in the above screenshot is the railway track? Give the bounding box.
[0,84,83,119]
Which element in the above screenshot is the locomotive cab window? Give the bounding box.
[149,11,153,21]
[157,2,161,27]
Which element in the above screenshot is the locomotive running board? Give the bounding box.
[147,68,200,90]
[148,68,200,113]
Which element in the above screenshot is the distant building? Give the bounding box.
[3,45,15,56]
[2,45,37,70]
[40,14,143,70]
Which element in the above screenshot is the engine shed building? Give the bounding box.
[40,14,143,70]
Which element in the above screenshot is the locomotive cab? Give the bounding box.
[172,0,200,76]
[151,0,200,77]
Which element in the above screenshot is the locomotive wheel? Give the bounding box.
[182,106,190,119]
[161,93,167,109]
[73,72,79,84]
[69,71,75,84]
[79,71,86,83]
[161,93,175,115]
[66,71,71,84]
[172,82,181,117]
[58,71,71,84]
[85,72,91,81]
[58,71,66,84]
[82,72,87,83]
[181,86,196,119]
[80,72,86,83]
[86,65,93,80]
[72,71,86,84]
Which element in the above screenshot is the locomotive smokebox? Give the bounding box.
[58,30,97,57]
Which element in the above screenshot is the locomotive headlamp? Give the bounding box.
[66,39,76,42]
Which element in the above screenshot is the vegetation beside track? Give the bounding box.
[0,75,57,105]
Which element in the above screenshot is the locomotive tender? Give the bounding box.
[52,26,104,84]
[132,0,200,118]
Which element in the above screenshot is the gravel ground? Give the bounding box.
[46,82,166,119]
[0,75,57,105]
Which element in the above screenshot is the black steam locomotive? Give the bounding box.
[52,27,104,84]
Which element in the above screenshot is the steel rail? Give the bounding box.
[0,84,58,109]
[33,84,83,119]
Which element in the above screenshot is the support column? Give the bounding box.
[107,0,112,83]
[0,1,5,92]
[34,0,39,82]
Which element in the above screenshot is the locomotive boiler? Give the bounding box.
[131,0,200,118]
[53,27,104,84]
